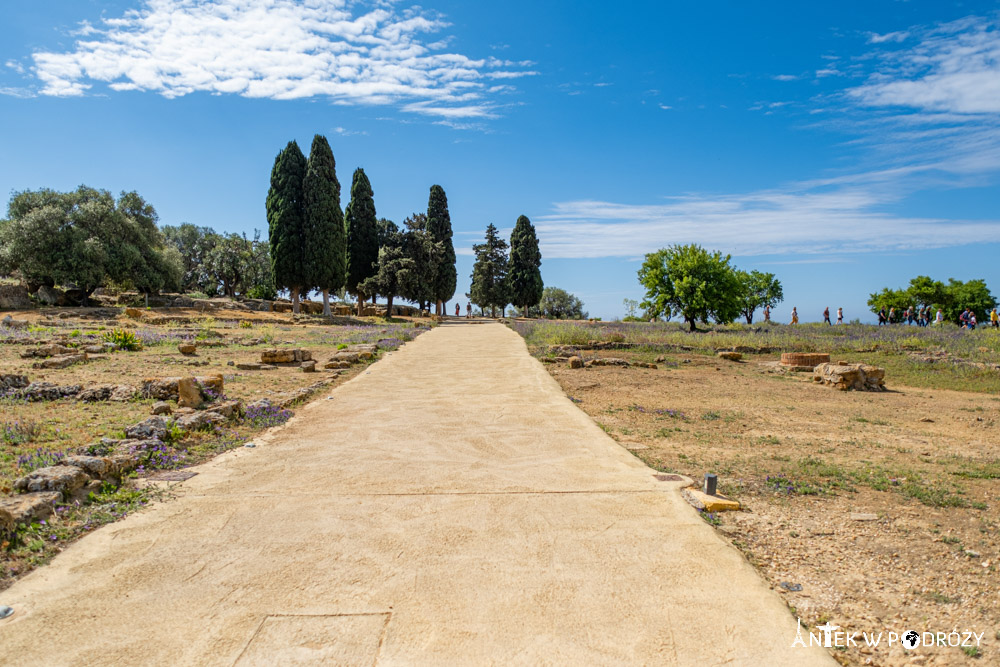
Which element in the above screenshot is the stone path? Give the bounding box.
[0,321,832,665]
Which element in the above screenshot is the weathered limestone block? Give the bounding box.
[0,374,29,391]
[59,455,114,479]
[813,362,886,391]
[177,377,203,409]
[781,352,830,367]
[14,466,89,494]
[0,284,32,310]
[261,348,296,363]
[19,382,82,401]
[126,416,170,440]
[0,492,62,532]
[590,358,630,367]
[568,356,584,369]
[36,285,68,306]
[175,410,227,431]
[32,353,87,370]
[141,375,223,400]
[21,344,74,358]
[178,343,197,355]
[717,351,742,362]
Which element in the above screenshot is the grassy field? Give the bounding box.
[512,319,1000,394]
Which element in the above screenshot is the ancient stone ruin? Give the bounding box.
[813,362,886,391]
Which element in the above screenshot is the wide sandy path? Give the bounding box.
[0,321,831,665]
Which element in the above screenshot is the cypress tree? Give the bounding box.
[507,214,543,316]
[426,184,457,315]
[469,223,510,318]
[266,140,307,313]
[303,134,346,317]
[344,168,378,316]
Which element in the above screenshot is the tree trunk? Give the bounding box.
[144,292,149,308]
[356,290,365,317]
[688,317,697,332]
[491,306,496,318]
[291,287,300,314]
[745,313,753,324]
[322,289,331,317]
[386,295,394,318]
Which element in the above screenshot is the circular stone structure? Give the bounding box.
[780,352,830,367]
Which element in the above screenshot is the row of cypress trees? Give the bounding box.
[266,135,457,315]
[469,216,543,317]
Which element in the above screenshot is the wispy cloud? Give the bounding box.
[535,185,1000,259]
[850,16,1000,114]
[537,15,1000,260]
[866,30,910,44]
[28,0,535,120]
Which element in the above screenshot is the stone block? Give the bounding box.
[177,377,202,409]
[0,492,62,532]
[14,466,89,495]
[59,455,114,479]
[685,488,741,512]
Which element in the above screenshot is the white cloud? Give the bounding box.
[29,0,534,120]
[850,16,1000,114]
[772,74,799,82]
[867,30,910,44]
[534,184,1000,259]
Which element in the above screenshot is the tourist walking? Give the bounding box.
[823,307,831,325]
[763,305,771,322]
[992,308,999,329]
[888,307,896,324]
[836,307,843,324]
[790,307,798,325]
[935,309,944,325]
[878,307,887,326]
[466,302,472,319]
[455,303,460,317]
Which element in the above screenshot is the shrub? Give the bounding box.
[102,328,142,351]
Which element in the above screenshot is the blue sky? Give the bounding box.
[2,0,999,321]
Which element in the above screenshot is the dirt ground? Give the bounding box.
[546,350,998,665]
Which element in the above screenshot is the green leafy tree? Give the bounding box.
[539,287,587,320]
[944,278,995,322]
[266,140,308,313]
[469,223,510,317]
[507,215,543,316]
[304,134,346,317]
[345,168,379,315]
[398,213,443,310]
[360,221,407,317]
[426,185,457,315]
[0,186,178,304]
[866,287,909,320]
[622,298,641,321]
[868,276,995,322]
[736,269,784,324]
[162,223,221,294]
[906,276,947,310]
[115,191,183,300]
[638,244,742,331]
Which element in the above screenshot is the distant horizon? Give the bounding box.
[2,1,998,322]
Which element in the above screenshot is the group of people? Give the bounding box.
[874,305,1000,329]
[779,306,844,325]
[876,305,939,327]
[454,302,474,318]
